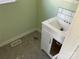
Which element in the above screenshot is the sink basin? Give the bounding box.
[42,17,68,44]
[43,17,67,33]
[49,19,63,31]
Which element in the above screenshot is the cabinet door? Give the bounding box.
[41,29,52,54]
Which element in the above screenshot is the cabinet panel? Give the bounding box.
[41,29,52,54]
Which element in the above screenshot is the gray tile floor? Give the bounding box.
[0,31,51,59]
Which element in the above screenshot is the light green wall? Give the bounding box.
[0,0,37,44]
[0,0,78,45]
[37,0,78,29]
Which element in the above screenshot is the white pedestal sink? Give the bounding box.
[42,17,68,44]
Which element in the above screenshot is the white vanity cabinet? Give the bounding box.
[41,19,63,58]
[41,7,74,59]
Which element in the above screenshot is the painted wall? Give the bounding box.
[0,0,37,45]
[37,0,77,29]
[0,0,78,46]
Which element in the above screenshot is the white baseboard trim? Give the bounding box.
[0,28,37,47]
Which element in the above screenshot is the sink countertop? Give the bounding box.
[42,17,68,44]
[42,17,67,36]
